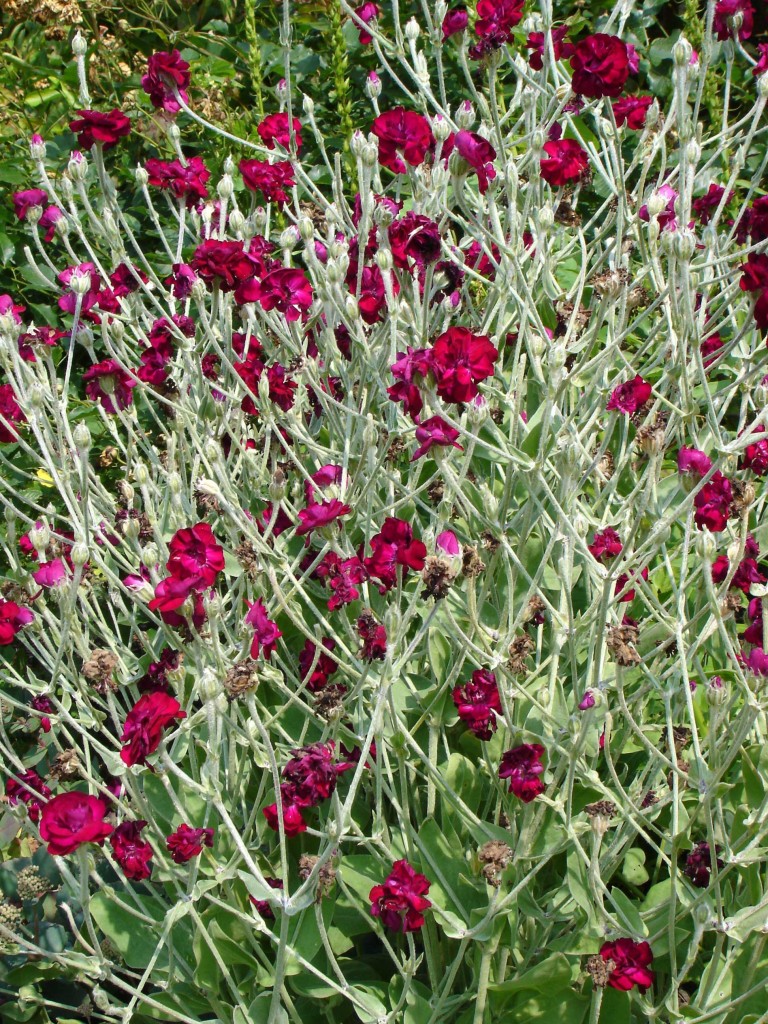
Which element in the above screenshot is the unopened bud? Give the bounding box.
[456,100,474,129]
[68,151,88,182]
[73,423,91,451]
[538,204,554,232]
[228,209,245,235]
[299,217,314,241]
[375,249,393,272]
[191,279,208,303]
[72,31,87,56]
[366,71,382,100]
[29,134,46,160]
[673,37,693,67]
[141,542,158,567]
[362,143,378,167]
[758,73,768,98]
[706,676,728,707]
[269,467,287,502]
[696,530,717,561]
[168,472,182,495]
[135,166,149,187]
[350,130,366,158]
[673,229,697,261]
[302,94,315,116]
[405,17,420,41]
[280,226,299,250]
[29,522,51,551]
[345,294,359,320]
[71,542,89,567]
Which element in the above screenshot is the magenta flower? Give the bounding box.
[69,109,131,150]
[471,0,524,57]
[257,113,303,152]
[354,2,379,44]
[296,498,351,538]
[6,769,51,822]
[430,326,498,404]
[526,26,574,70]
[0,601,34,644]
[370,860,432,933]
[82,359,136,414]
[235,267,313,321]
[371,108,435,174]
[639,184,679,232]
[142,50,190,112]
[283,741,353,806]
[191,240,254,292]
[32,559,68,588]
[443,131,497,194]
[357,613,388,660]
[166,523,225,589]
[452,669,502,739]
[145,156,210,207]
[598,939,654,993]
[692,184,733,225]
[588,528,623,562]
[683,841,723,888]
[412,416,463,461]
[110,820,153,880]
[245,598,283,659]
[166,823,214,863]
[693,471,733,533]
[540,139,589,186]
[263,785,308,836]
[713,0,754,41]
[12,189,47,220]
[606,375,651,414]
[239,159,295,205]
[569,34,631,98]
[677,447,712,477]
[119,691,187,767]
[612,95,653,130]
[498,743,546,802]
[442,7,468,40]
[0,383,27,443]
[40,792,114,856]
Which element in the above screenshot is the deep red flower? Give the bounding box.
[442,131,497,194]
[69,109,131,150]
[39,205,63,242]
[540,139,589,187]
[683,841,723,888]
[0,384,27,443]
[498,743,546,802]
[569,34,630,98]
[257,113,302,152]
[167,523,224,588]
[349,264,395,324]
[142,50,190,113]
[191,240,254,292]
[39,792,114,856]
[740,252,768,294]
[471,0,524,56]
[282,740,353,806]
[606,375,651,414]
[239,159,295,205]
[245,598,282,660]
[235,267,313,321]
[692,184,733,225]
[312,551,367,610]
[598,938,654,993]
[166,823,214,863]
[431,326,498,404]
[119,691,187,767]
[0,600,34,643]
[363,517,427,591]
[371,108,435,174]
[249,877,284,918]
[358,613,388,660]
[740,425,768,475]
[354,2,379,44]
[526,26,574,70]
[693,471,733,533]
[82,359,136,414]
[296,498,351,538]
[614,566,649,603]
[677,446,712,477]
[452,669,502,739]
[144,157,210,208]
[442,7,468,40]
[388,213,443,272]
[412,415,463,461]
[6,769,51,822]
[369,859,432,933]
[57,262,101,316]
[299,637,339,691]
[29,694,54,733]
[588,528,623,562]
[753,43,768,77]
[612,95,653,130]
[148,575,207,629]
[713,0,754,41]
[263,784,308,836]
[110,820,153,880]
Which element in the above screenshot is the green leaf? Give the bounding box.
[488,953,575,996]
[609,888,647,937]
[621,848,650,886]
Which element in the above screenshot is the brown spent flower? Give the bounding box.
[670,727,691,754]
[585,800,617,836]
[224,659,260,700]
[478,840,512,887]
[626,285,651,310]
[481,530,501,553]
[555,202,582,228]
[386,437,407,463]
[234,540,261,580]
[49,749,81,781]
[421,556,456,600]
[82,649,119,692]
[298,854,337,899]
[522,594,546,624]
[585,953,616,988]
[195,489,222,514]
[731,480,756,516]
[555,301,591,338]
[508,634,535,675]
[427,479,445,505]
[606,624,641,667]
[462,546,485,578]
[592,268,629,297]
[594,448,615,482]
[641,790,658,809]
[314,684,347,720]
[634,412,668,456]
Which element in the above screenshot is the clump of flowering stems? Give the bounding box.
[1,2,768,1022]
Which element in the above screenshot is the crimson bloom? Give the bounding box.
[0,600,34,643]
[358,612,388,660]
[677,446,712,478]
[570,34,630,98]
[452,669,502,740]
[110,820,153,880]
[499,743,546,802]
[606,375,651,414]
[296,498,351,538]
[540,139,589,186]
[354,2,379,44]
[191,240,254,292]
[119,691,187,767]
[12,189,47,220]
[166,522,224,588]
[69,109,131,150]
[166,823,214,863]
[83,359,136,414]
[6,769,51,822]
[0,384,26,443]
[683,841,723,888]
[370,859,432,933]
[693,471,733,533]
[443,131,497,194]
[371,108,435,174]
[257,113,302,151]
[239,159,295,205]
[142,50,190,112]
[299,637,339,691]
[471,0,524,57]
[282,741,353,806]
[442,8,468,40]
[363,517,427,591]
[249,877,284,919]
[526,26,574,70]
[713,0,754,41]
[740,425,768,475]
[612,95,653,130]
[598,939,654,993]
[236,267,313,321]
[144,157,210,207]
[148,575,207,629]
[588,528,623,562]
[431,326,498,404]
[412,416,463,461]
[39,792,114,856]
[263,784,308,836]
[245,598,282,659]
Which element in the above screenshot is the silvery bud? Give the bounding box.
[755,383,768,407]
[29,522,51,551]
[362,143,378,167]
[228,209,245,235]
[706,676,728,707]
[168,472,182,495]
[191,279,208,303]
[203,439,222,463]
[375,249,393,272]
[467,395,488,426]
[531,129,545,151]
[673,37,693,67]
[302,94,315,116]
[71,542,89,567]
[350,130,366,158]
[252,206,267,232]
[133,462,149,485]
[280,226,299,250]
[645,100,660,128]
[217,175,234,200]
[135,166,149,187]
[73,423,92,451]
[71,31,87,56]
[673,229,697,261]
[70,268,93,296]
[299,217,315,241]
[326,259,343,285]
[456,100,474,129]
[538,204,554,232]
[25,204,43,226]
[685,139,701,164]
[405,17,421,41]
[366,71,382,100]
[696,529,717,561]
[223,155,235,175]
[269,467,287,502]
[433,114,452,143]
[345,294,360,320]
[573,513,589,537]
[758,74,768,98]
[646,191,668,218]
[141,543,159,567]
[68,151,88,182]
[29,134,46,160]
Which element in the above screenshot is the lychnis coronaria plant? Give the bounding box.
[1,1,768,1022]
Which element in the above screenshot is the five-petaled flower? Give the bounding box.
[39,791,114,856]
[369,859,432,933]
[499,743,546,802]
[166,823,215,863]
[598,938,655,993]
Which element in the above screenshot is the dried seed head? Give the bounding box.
[462,546,485,578]
[223,659,260,700]
[554,202,582,228]
[605,624,641,666]
[585,954,616,987]
[594,448,615,482]
[82,649,119,692]
[584,800,617,836]
[234,540,261,580]
[478,840,512,886]
[508,634,535,674]
[522,594,546,624]
[427,479,445,505]
[634,411,668,456]
[421,556,456,600]
[671,727,691,753]
[481,530,501,553]
[314,684,347,720]
[49,749,81,780]
[298,854,337,899]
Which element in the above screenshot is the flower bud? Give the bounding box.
[345,294,359,320]
[133,462,149,485]
[405,17,421,41]
[72,31,87,56]
[685,139,701,165]
[280,226,299,250]
[68,151,88,182]
[299,216,315,241]
[29,522,50,551]
[276,78,288,103]
[302,94,315,116]
[71,542,89,567]
[696,529,717,561]
[673,229,697,261]
[217,175,234,201]
[673,37,693,67]
[350,130,366,158]
[362,143,378,167]
[326,259,343,285]
[228,209,245,236]
[191,279,208,303]
[531,129,545,151]
[456,100,474,129]
[706,676,728,707]
[135,166,149,187]
[538,204,554,232]
[141,542,158,567]
[73,423,91,451]
[375,249,393,272]
[366,71,382,100]
[29,134,46,160]
[168,472,182,495]
[758,74,768,98]
[70,268,93,297]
